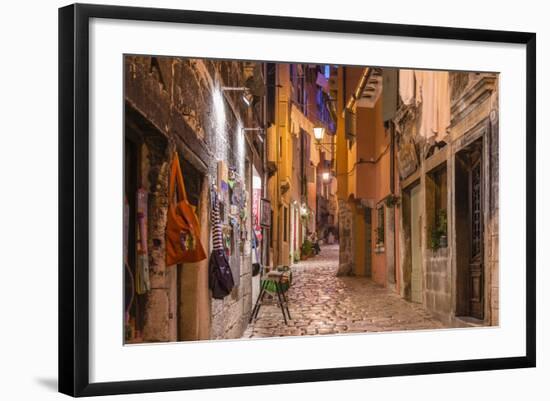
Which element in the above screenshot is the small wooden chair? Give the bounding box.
[249,269,292,325]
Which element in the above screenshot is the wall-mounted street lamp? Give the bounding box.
[322,171,331,182]
[313,126,325,142]
[313,125,335,157]
[222,86,254,108]
[242,127,265,142]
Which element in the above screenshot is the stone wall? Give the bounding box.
[124,55,264,342]
[394,71,499,326]
[337,199,354,276]
[424,248,451,323]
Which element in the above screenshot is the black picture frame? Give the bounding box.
[59,3,536,397]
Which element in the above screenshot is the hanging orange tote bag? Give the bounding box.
[165,152,207,266]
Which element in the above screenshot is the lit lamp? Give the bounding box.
[322,171,330,182]
[313,126,325,142]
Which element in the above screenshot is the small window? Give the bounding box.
[376,205,385,246]
[426,164,448,250]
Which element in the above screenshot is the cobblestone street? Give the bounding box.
[243,244,447,338]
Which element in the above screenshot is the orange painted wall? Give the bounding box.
[340,67,401,289]
[361,98,392,286]
[355,105,375,200]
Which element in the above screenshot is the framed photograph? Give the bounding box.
[59,3,536,397]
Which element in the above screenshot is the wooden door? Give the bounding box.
[469,158,484,319]
[411,184,422,303]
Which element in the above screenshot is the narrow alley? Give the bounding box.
[123,57,499,344]
[243,244,445,338]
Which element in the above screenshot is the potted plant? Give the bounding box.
[301,239,313,259]
[430,209,448,250]
[430,228,441,250]
[385,194,401,208]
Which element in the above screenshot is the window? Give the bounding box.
[426,163,448,250]
[266,63,276,125]
[376,205,385,245]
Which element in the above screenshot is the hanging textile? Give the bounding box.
[252,229,262,277]
[435,71,451,141]
[418,70,437,139]
[399,69,415,106]
[165,152,207,265]
[209,188,235,299]
[211,189,224,251]
[416,70,450,141]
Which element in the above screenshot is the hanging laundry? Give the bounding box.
[418,70,437,139]
[415,70,451,141]
[399,69,415,106]
[436,70,451,141]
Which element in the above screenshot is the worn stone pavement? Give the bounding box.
[243,244,446,338]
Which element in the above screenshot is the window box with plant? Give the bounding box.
[384,194,400,208]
